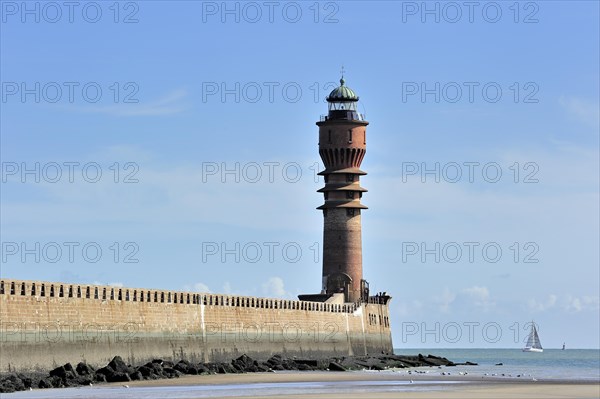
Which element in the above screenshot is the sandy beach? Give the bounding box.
[120,371,600,399]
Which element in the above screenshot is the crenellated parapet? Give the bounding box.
[0,279,365,314]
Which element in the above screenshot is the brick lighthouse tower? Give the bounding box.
[316,76,369,303]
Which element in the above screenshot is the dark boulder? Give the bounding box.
[232,354,255,372]
[108,356,133,374]
[38,377,54,389]
[340,358,367,370]
[195,363,211,374]
[49,363,77,381]
[17,373,33,389]
[74,375,94,385]
[129,371,143,381]
[95,365,114,379]
[295,359,318,367]
[49,375,64,388]
[163,367,182,378]
[148,361,166,376]
[281,359,299,371]
[0,374,25,393]
[266,354,283,367]
[96,361,131,383]
[328,362,346,372]
[174,360,191,374]
[76,362,95,376]
[225,363,239,373]
[256,364,271,372]
[417,354,454,367]
[137,365,155,378]
[456,361,478,366]
[105,371,131,383]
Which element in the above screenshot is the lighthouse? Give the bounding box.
[316,76,369,303]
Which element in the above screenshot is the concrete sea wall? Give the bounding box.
[0,279,392,372]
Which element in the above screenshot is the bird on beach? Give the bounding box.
[122,384,130,388]
[410,379,413,383]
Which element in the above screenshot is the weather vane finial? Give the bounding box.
[340,66,346,85]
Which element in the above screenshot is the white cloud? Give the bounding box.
[435,288,456,313]
[528,294,558,312]
[462,286,489,301]
[222,281,232,294]
[567,297,582,312]
[563,295,599,312]
[262,277,286,297]
[528,294,599,313]
[193,282,211,293]
[183,282,211,293]
[527,294,557,312]
[461,286,495,310]
[403,286,496,315]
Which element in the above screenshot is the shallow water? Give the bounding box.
[3,379,467,398]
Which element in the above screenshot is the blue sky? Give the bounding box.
[1,1,598,348]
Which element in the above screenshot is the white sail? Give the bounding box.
[523,323,543,352]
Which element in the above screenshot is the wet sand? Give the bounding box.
[123,371,600,399]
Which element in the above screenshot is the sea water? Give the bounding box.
[3,349,598,398]
[396,348,600,381]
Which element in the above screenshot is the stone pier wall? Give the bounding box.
[0,279,392,372]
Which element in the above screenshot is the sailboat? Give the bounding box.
[523,322,543,352]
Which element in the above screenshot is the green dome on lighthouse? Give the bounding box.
[327,77,359,102]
